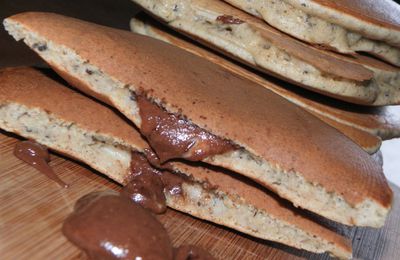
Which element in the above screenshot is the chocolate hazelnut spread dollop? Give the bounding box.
[122,152,183,214]
[216,15,244,25]
[14,140,68,188]
[175,245,216,260]
[122,152,167,214]
[161,171,184,196]
[62,191,174,260]
[143,149,184,195]
[137,96,236,162]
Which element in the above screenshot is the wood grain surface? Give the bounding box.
[0,132,399,260]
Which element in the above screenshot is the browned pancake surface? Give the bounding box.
[172,161,352,253]
[311,0,400,31]
[0,66,352,256]
[0,67,147,150]
[5,13,392,207]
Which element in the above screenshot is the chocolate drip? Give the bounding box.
[63,154,213,259]
[144,148,170,169]
[216,15,244,25]
[161,171,184,196]
[63,191,174,260]
[137,96,236,162]
[175,245,216,260]
[14,140,68,188]
[144,148,183,196]
[122,152,184,214]
[122,152,167,214]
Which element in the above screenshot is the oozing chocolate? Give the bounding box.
[62,191,174,260]
[14,140,68,188]
[143,148,184,196]
[62,153,213,259]
[175,245,216,260]
[122,152,167,214]
[122,152,184,214]
[216,15,244,25]
[137,95,236,162]
[144,147,171,169]
[160,171,184,196]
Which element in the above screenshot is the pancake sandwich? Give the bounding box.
[3,12,393,227]
[0,67,352,259]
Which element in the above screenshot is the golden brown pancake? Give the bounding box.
[0,67,352,259]
[3,12,393,227]
[130,15,390,154]
[131,0,400,105]
[223,0,400,66]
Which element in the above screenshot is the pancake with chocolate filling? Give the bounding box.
[0,67,352,259]
[3,13,393,227]
[223,0,400,67]
[130,15,389,154]
[130,0,400,106]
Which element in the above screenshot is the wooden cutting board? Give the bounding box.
[0,132,399,260]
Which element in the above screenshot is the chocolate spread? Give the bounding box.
[175,245,216,260]
[62,191,174,260]
[143,149,184,195]
[14,140,68,188]
[216,15,244,25]
[122,152,184,214]
[122,152,167,214]
[62,153,214,259]
[63,191,216,260]
[137,96,236,162]
[161,171,184,196]
[144,148,171,169]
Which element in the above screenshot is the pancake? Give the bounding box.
[0,67,352,259]
[331,52,400,106]
[130,15,386,154]
[129,14,400,140]
[3,12,393,227]
[223,0,400,66]
[305,113,382,154]
[131,0,400,105]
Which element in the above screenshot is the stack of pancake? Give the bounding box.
[1,1,399,258]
